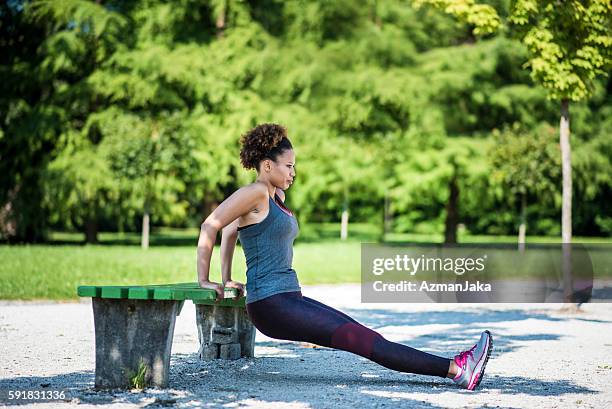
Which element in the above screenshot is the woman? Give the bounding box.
[197,123,493,390]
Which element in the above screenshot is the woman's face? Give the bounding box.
[263,149,296,190]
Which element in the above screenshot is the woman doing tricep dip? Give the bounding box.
[197,124,493,390]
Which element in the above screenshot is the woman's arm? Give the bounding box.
[197,183,267,299]
[220,219,244,297]
[220,218,239,281]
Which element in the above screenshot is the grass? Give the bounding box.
[0,241,362,300]
[1,224,610,300]
[129,361,147,390]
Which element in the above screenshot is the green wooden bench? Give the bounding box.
[77,282,255,389]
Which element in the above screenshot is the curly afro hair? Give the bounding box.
[239,123,293,171]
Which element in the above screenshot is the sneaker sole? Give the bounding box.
[468,330,493,390]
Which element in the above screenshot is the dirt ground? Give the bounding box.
[1,284,611,408]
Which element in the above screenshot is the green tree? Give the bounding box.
[3,0,609,245]
[489,123,561,247]
[43,131,119,243]
[416,0,612,244]
[509,0,612,246]
[390,137,490,243]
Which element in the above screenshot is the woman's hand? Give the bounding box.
[198,280,224,301]
[223,280,245,298]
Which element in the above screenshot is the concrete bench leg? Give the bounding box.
[196,305,255,360]
[237,307,255,358]
[91,298,179,389]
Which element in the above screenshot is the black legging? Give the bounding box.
[246,291,450,377]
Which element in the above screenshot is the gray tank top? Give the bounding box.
[237,193,301,304]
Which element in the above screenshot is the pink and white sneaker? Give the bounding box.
[452,330,493,390]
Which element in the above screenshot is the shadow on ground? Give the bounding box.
[0,351,597,408]
[0,307,602,407]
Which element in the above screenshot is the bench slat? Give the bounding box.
[128,287,155,299]
[77,286,101,297]
[101,287,130,299]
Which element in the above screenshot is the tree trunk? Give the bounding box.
[0,187,17,240]
[340,187,349,241]
[518,192,526,253]
[444,175,459,244]
[370,0,381,27]
[85,217,98,244]
[201,190,216,221]
[560,99,572,244]
[383,189,391,241]
[216,0,226,38]
[141,211,150,250]
[560,99,574,305]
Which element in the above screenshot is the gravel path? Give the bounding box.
[1,284,611,408]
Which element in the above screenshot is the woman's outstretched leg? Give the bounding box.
[246,291,451,377]
[301,295,452,376]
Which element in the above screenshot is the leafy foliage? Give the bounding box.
[510,0,612,101]
[1,0,610,242]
